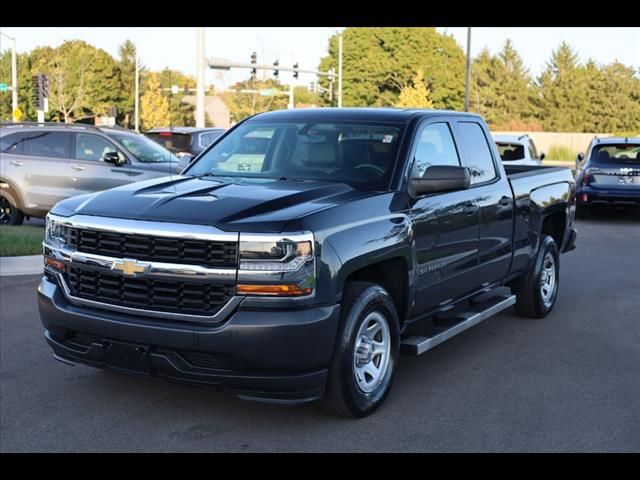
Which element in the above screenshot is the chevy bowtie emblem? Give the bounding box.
[112,259,150,277]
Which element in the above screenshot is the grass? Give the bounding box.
[546,145,578,162]
[0,225,45,257]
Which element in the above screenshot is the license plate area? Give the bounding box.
[618,176,633,185]
[103,341,151,375]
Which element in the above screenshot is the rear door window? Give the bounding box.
[458,122,498,185]
[0,132,29,154]
[21,132,72,159]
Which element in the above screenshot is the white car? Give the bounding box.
[493,134,545,166]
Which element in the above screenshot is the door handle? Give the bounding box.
[10,160,23,167]
[70,164,86,171]
[498,196,511,206]
[464,203,479,215]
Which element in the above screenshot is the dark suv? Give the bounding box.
[145,127,226,158]
[575,136,640,218]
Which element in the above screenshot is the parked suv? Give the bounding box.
[493,134,545,166]
[0,122,180,225]
[575,136,640,218]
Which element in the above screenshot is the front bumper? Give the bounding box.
[38,277,340,404]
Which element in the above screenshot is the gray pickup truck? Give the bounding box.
[38,108,577,417]
[0,122,179,225]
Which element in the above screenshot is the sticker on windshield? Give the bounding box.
[382,135,394,144]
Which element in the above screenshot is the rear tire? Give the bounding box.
[512,235,560,319]
[323,281,400,418]
[0,192,24,225]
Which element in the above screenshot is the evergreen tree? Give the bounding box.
[117,40,137,127]
[536,42,589,132]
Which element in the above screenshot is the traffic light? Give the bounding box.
[32,74,45,110]
[42,75,49,98]
[293,62,299,80]
[250,52,257,80]
[309,81,315,93]
[273,60,279,79]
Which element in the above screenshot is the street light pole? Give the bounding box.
[196,27,206,128]
[464,27,471,112]
[134,48,139,131]
[338,32,343,108]
[1,31,18,122]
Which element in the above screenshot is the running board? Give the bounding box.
[401,294,516,356]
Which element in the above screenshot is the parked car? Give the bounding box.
[0,122,180,225]
[145,127,226,167]
[493,134,545,166]
[575,136,640,218]
[38,108,577,417]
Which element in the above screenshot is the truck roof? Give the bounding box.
[249,107,484,123]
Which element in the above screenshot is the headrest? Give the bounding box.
[308,142,337,167]
[598,150,610,162]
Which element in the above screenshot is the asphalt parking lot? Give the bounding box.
[1,210,639,452]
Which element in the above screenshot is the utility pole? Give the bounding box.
[338,32,343,108]
[196,27,206,128]
[134,47,140,131]
[464,27,471,112]
[1,32,18,122]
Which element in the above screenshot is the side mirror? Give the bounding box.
[411,165,471,196]
[576,152,584,170]
[539,152,546,162]
[103,151,125,166]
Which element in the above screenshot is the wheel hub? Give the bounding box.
[353,311,391,393]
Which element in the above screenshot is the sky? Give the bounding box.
[1,27,638,89]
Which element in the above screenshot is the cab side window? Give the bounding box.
[413,122,461,177]
[458,122,498,185]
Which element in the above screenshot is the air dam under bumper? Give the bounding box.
[37,277,340,404]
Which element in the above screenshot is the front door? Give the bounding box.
[408,120,481,316]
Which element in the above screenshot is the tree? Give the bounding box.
[29,40,124,123]
[471,40,539,130]
[394,69,433,108]
[293,86,320,106]
[117,40,138,128]
[155,68,196,127]
[140,73,170,130]
[584,60,640,133]
[221,78,288,123]
[0,51,36,121]
[535,42,589,132]
[318,28,465,109]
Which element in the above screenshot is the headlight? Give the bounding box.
[237,232,315,297]
[45,214,68,248]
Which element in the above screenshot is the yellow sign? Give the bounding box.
[12,107,23,122]
[111,259,149,277]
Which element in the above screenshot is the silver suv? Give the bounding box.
[0,122,180,225]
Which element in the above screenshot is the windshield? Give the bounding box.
[108,132,178,163]
[591,144,640,165]
[496,142,525,161]
[145,132,192,154]
[186,120,403,190]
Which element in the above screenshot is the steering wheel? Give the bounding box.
[354,164,386,176]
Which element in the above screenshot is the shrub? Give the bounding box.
[546,145,577,161]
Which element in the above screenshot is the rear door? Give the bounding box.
[12,130,73,210]
[69,133,138,195]
[454,120,515,286]
[408,119,481,314]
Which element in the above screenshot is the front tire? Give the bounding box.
[323,281,400,418]
[512,235,560,319]
[0,192,24,225]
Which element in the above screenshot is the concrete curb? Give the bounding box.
[0,255,43,277]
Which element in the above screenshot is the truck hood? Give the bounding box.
[52,175,375,232]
